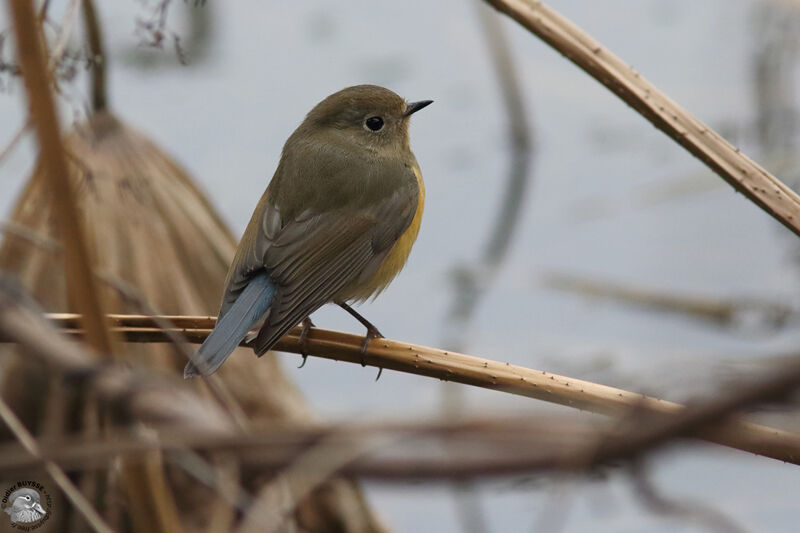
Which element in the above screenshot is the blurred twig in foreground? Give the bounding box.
[19,310,800,465]
[542,272,797,332]
[1,281,800,488]
[9,0,113,356]
[485,0,800,239]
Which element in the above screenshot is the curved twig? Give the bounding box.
[31,312,800,466]
[484,0,800,238]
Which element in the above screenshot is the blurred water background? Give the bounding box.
[2,1,800,531]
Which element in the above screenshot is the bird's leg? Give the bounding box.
[337,302,384,379]
[297,317,315,368]
[337,302,384,355]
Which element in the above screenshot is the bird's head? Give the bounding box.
[300,84,432,154]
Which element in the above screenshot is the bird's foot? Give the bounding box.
[337,302,385,380]
[297,317,315,368]
[360,325,384,380]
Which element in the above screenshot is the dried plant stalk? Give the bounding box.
[2,294,800,484]
[8,0,113,356]
[485,0,800,237]
[38,313,800,465]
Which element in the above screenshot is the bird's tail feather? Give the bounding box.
[184,272,275,377]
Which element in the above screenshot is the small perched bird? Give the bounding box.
[4,489,46,524]
[185,85,431,377]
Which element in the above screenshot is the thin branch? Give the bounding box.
[0,406,792,482]
[0,416,608,479]
[0,397,113,533]
[28,312,800,466]
[484,0,800,238]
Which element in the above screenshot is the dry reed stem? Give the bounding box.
[0,400,796,481]
[0,423,608,483]
[0,0,79,169]
[484,0,800,238]
[3,294,800,483]
[0,416,595,477]
[7,0,113,356]
[38,312,800,465]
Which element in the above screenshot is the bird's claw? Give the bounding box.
[297,317,315,369]
[359,326,384,380]
[336,302,385,380]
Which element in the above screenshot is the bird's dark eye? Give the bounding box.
[365,116,384,131]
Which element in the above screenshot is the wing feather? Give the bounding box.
[252,214,381,355]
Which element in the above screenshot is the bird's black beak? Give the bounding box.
[404,100,433,117]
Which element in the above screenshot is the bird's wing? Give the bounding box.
[223,174,419,356]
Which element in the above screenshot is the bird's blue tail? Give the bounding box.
[184,272,275,377]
